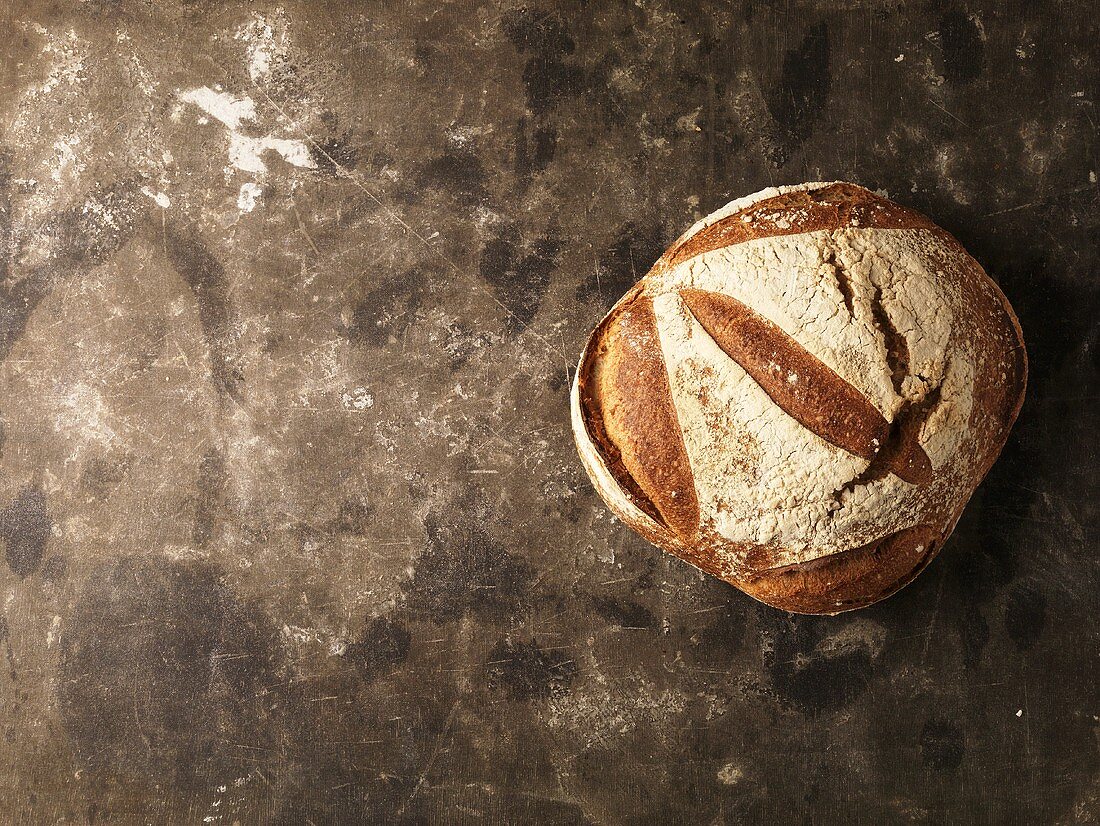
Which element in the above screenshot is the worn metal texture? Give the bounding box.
[0,1,1096,823]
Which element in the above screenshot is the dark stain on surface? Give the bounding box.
[592,595,657,629]
[955,605,990,669]
[43,179,145,267]
[950,534,1016,603]
[347,268,428,347]
[0,267,51,361]
[532,124,557,170]
[478,228,559,331]
[56,556,282,786]
[311,131,361,177]
[546,366,569,393]
[0,486,50,578]
[994,255,1096,398]
[0,180,144,360]
[403,511,531,621]
[688,592,750,666]
[920,718,965,771]
[344,616,411,682]
[192,447,225,548]
[513,118,558,183]
[503,9,583,115]
[79,453,132,502]
[770,645,873,715]
[162,226,242,402]
[417,148,489,207]
[487,639,577,701]
[765,617,875,714]
[0,151,11,282]
[520,50,585,116]
[939,11,983,85]
[330,494,373,535]
[764,22,831,164]
[576,221,665,309]
[1004,584,1048,649]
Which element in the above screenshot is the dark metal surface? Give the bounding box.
[0,1,1096,822]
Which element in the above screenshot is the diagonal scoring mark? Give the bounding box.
[679,288,933,486]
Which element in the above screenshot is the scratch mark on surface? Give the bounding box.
[0,617,15,682]
[921,566,946,664]
[244,80,566,362]
[396,699,461,817]
[292,204,321,257]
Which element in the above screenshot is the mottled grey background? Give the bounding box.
[0,1,1096,823]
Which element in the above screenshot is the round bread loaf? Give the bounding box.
[571,182,1026,614]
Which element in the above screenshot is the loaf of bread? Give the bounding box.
[571,182,1026,614]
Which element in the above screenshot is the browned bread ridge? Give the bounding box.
[571,182,1027,614]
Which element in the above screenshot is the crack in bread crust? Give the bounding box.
[679,287,936,483]
[824,245,856,319]
[869,281,910,396]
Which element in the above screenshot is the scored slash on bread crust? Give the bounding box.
[571,181,1028,615]
[660,182,937,271]
[582,295,700,539]
[679,288,933,485]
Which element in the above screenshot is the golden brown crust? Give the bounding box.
[661,182,937,271]
[580,295,700,540]
[573,182,1028,614]
[933,230,1029,480]
[679,287,933,484]
[736,523,941,614]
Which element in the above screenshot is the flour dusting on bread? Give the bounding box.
[571,182,1026,613]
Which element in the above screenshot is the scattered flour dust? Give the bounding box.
[176,85,316,176]
[281,623,347,656]
[54,381,118,449]
[49,134,84,184]
[46,615,63,648]
[237,182,263,212]
[178,86,256,130]
[341,387,375,411]
[141,186,171,208]
[177,10,312,192]
[235,9,292,83]
[544,679,688,749]
[26,24,85,97]
[717,763,744,785]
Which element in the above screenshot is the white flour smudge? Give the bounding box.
[178,87,257,130]
[235,11,291,83]
[341,387,375,411]
[177,85,316,175]
[237,181,263,212]
[141,186,171,208]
